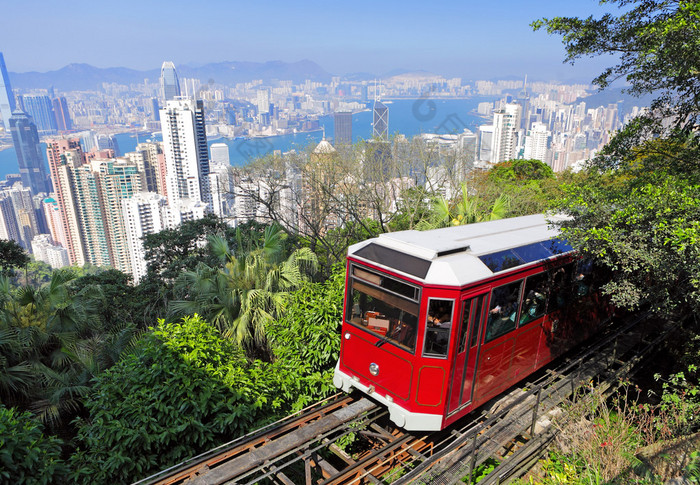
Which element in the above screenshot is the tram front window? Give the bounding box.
[346,277,419,353]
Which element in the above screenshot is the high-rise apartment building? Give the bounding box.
[0,194,20,245]
[22,94,58,135]
[92,159,143,273]
[373,100,388,141]
[160,61,181,101]
[52,96,72,132]
[523,122,552,165]
[121,192,168,283]
[46,138,86,265]
[0,52,15,132]
[125,142,163,194]
[334,111,352,145]
[490,103,521,164]
[160,98,212,210]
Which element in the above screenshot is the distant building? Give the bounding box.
[160,61,181,101]
[52,96,72,131]
[9,110,52,194]
[210,143,230,165]
[31,234,69,269]
[0,52,16,132]
[372,100,388,141]
[22,94,57,135]
[334,111,352,145]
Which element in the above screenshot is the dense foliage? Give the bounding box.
[0,405,68,483]
[69,265,344,483]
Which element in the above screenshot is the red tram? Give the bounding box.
[333,214,610,431]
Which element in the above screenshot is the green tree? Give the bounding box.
[0,239,29,278]
[169,225,317,359]
[418,183,509,229]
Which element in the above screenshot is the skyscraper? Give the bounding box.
[160,61,181,101]
[46,138,87,265]
[23,95,58,135]
[52,96,72,131]
[490,103,521,164]
[334,111,352,145]
[372,100,388,141]
[0,52,15,132]
[9,110,51,194]
[122,192,168,283]
[160,98,212,210]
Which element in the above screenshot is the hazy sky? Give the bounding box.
[1,0,618,81]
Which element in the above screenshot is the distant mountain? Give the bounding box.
[9,59,332,91]
[575,87,655,115]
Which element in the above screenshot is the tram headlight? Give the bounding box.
[344,332,351,340]
[369,362,379,376]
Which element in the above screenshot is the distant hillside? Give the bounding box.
[9,59,332,91]
[576,87,656,116]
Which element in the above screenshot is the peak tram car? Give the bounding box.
[333,214,611,431]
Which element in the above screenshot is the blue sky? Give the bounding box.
[1,0,618,80]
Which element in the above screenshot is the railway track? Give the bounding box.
[137,312,673,485]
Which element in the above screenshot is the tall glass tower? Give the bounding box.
[372,100,388,141]
[160,61,181,101]
[0,52,16,132]
[9,110,51,194]
[22,94,57,135]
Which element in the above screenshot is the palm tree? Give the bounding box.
[170,225,317,359]
[418,183,510,229]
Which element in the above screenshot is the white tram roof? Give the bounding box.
[347,214,573,287]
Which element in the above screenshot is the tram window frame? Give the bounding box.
[484,280,524,343]
[345,264,422,353]
[519,273,548,325]
[422,298,455,359]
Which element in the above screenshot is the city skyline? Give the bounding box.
[1,0,617,82]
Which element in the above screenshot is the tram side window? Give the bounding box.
[548,263,574,310]
[485,280,523,342]
[423,299,454,358]
[520,273,548,325]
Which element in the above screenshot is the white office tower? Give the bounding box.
[523,122,552,165]
[31,234,70,269]
[490,103,521,164]
[121,192,168,283]
[210,143,230,165]
[160,98,212,213]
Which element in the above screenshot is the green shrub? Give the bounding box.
[0,405,68,484]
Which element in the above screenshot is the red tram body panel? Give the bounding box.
[333,214,610,431]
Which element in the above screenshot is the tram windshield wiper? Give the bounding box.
[375,333,391,347]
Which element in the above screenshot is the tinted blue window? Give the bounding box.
[513,242,552,263]
[479,249,523,272]
[543,238,573,255]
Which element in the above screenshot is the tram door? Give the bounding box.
[447,294,486,414]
